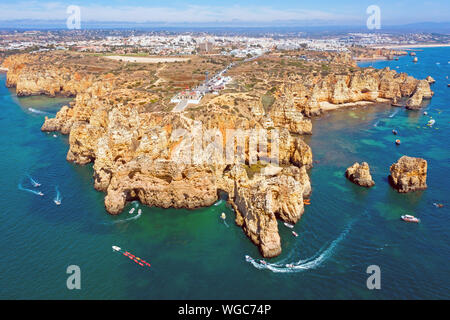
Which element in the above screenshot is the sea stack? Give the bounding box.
[406,79,434,110]
[426,76,436,84]
[389,156,427,193]
[345,162,375,187]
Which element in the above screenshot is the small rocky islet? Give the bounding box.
[1,50,433,257]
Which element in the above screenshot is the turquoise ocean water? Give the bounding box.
[0,47,449,299]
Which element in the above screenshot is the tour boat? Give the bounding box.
[401,215,420,223]
[395,139,401,145]
[284,222,294,229]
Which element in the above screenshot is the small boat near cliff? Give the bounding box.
[284,222,294,228]
[401,215,420,223]
[129,207,135,214]
[395,139,401,145]
[220,212,226,220]
[292,231,299,237]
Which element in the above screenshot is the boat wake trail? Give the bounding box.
[54,186,62,205]
[373,120,380,127]
[18,183,43,196]
[109,212,142,224]
[214,200,223,206]
[28,108,54,115]
[27,175,41,187]
[223,220,229,228]
[245,220,354,273]
[389,109,400,118]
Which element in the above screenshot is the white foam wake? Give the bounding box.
[389,109,399,118]
[18,183,43,196]
[27,175,41,187]
[28,108,53,115]
[109,212,142,224]
[246,221,354,273]
[54,185,62,204]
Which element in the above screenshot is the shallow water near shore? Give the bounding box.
[0,47,449,299]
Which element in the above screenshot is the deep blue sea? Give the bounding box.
[0,47,449,299]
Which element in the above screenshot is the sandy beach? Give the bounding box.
[104,56,190,63]
[319,98,391,111]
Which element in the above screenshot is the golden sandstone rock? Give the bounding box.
[389,156,427,193]
[2,51,432,257]
[345,162,375,188]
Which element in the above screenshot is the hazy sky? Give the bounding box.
[0,1,449,25]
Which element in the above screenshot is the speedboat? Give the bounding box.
[395,139,401,145]
[54,200,61,205]
[284,222,294,228]
[427,119,435,126]
[401,215,420,223]
[292,231,299,237]
[112,246,121,252]
[138,209,142,214]
[220,212,226,220]
[38,192,44,196]
[392,129,398,135]
[129,207,135,214]
[245,255,253,262]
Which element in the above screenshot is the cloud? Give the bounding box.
[0,2,359,23]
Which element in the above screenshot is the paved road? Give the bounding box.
[173,99,189,112]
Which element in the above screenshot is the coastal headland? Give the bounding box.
[1,49,433,257]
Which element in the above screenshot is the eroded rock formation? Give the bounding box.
[2,51,431,257]
[389,156,427,192]
[345,162,375,187]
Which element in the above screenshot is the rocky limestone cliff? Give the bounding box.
[406,80,434,110]
[345,162,375,187]
[281,67,433,116]
[389,156,427,193]
[2,52,431,257]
